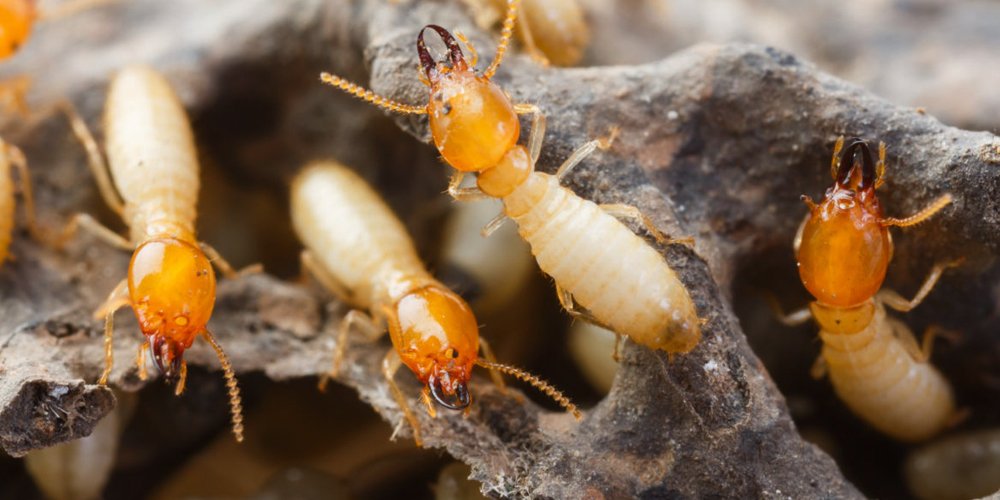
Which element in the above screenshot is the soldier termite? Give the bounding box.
[774,136,958,442]
[319,0,702,357]
[463,0,590,66]
[0,136,44,265]
[291,161,580,446]
[59,65,253,442]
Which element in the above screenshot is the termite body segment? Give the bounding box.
[782,137,957,442]
[498,0,589,66]
[905,428,1000,500]
[291,162,580,446]
[319,3,701,355]
[63,65,247,442]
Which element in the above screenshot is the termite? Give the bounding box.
[1,0,117,60]
[904,428,1000,500]
[464,0,590,66]
[59,65,250,442]
[775,136,958,442]
[319,0,702,357]
[291,161,580,446]
[0,136,43,265]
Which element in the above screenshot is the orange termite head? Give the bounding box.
[417,25,520,173]
[0,0,36,59]
[797,138,892,307]
[390,284,479,410]
[128,238,217,378]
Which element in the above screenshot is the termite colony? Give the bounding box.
[0,0,997,498]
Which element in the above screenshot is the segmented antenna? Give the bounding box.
[203,329,245,442]
[476,359,582,419]
[483,0,522,80]
[319,73,427,115]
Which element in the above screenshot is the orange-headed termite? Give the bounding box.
[0,136,44,265]
[319,0,702,357]
[775,136,958,442]
[291,161,580,446]
[60,65,253,442]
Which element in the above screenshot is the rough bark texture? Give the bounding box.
[1,0,998,497]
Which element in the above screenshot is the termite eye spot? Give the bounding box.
[449,349,459,359]
[443,102,452,115]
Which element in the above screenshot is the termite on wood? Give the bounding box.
[291,161,580,446]
[319,0,702,357]
[775,136,958,442]
[60,65,253,442]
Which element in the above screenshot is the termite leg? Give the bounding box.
[764,293,813,327]
[810,355,828,380]
[59,213,132,251]
[598,203,693,248]
[447,172,488,201]
[96,279,129,385]
[880,194,953,228]
[483,0,523,80]
[480,212,508,238]
[518,104,544,166]
[6,144,46,243]
[383,349,423,447]
[828,135,845,180]
[300,250,353,305]
[478,337,507,393]
[890,319,960,363]
[555,284,603,327]
[554,126,620,182]
[612,333,624,362]
[878,260,961,312]
[36,0,119,21]
[135,340,149,381]
[874,141,887,189]
[61,102,125,215]
[318,309,384,391]
[199,242,262,279]
[174,360,188,396]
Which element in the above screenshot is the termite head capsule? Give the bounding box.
[418,25,520,173]
[0,0,35,59]
[128,238,216,377]
[390,284,479,410]
[797,138,891,308]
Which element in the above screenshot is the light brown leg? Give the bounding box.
[447,172,488,201]
[0,76,31,118]
[174,360,188,396]
[96,279,129,385]
[478,337,507,392]
[828,135,845,180]
[480,212,508,238]
[514,0,550,66]
[454,30,480,68]
[555,128,618,182]
[612,333,624,363]
[135,340,149,381]
[300,250,353,305]
[518,104,544,166]
[59,213,132,251]
[199,242,262,279]
[5,144,46,243]
[383,350,423,447]
[599,203,694,247]
[555,285,599,324]
[318,309,384,391]
[889,319,958,363]
[810,354,828,379]
[36,0,120,21]
[764,293,813,327]
[880,194,953,227]
[60,102,125,215]
[878,260,960,312]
